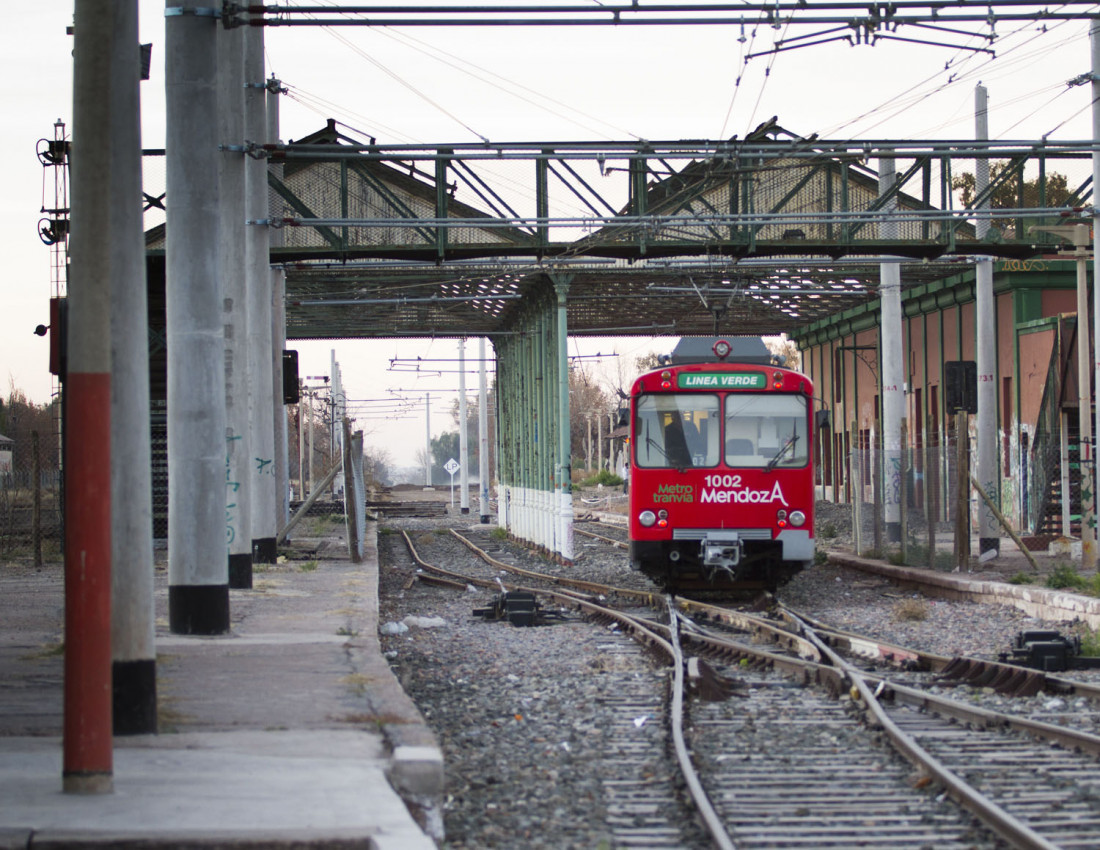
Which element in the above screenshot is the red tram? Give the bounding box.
[627,338,815,591]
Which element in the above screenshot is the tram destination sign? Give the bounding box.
[678,372,766,390]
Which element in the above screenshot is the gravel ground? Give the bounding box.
[378,500,1100,847]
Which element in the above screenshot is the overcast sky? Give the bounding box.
[3,3,1097,467]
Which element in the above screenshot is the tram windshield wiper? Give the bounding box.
[763,434,798,473]
[646,436,690,472]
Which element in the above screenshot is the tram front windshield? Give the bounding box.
[635,393,807,469]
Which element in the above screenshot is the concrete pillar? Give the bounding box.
[878,155,904,544]
[268,77,289,529]
[425,393,432,486]
[975,85,1000,557]
[554,277,574,561]
[245,18,276,564]
[479,337,490,522]
[1089,22,1100,566]
[219,11,252,588]
[65,0,120,792]
[110,0,156,737]
[1071,224,1095,567]
[166,0,230,635]
[459,339,470,513]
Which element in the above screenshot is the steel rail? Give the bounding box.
[666,601,737,850]
[785,609,1063,850]
[573,526,628,550]
[448,528,662,604]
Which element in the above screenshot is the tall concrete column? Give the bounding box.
[166,0,229,634]
[219,10,252,589]
[245,17,276,564]
[268,78,289,529]
[1089,21,1100,566]
[425,394,432,486]
[554,277,574,561]
[272,267,288,527]
[878,154,904,544]
[65,0,120,792]
[479,337,490,522]
[110,0,156,736]
[975,84,1000,557]
[459,339,470,513]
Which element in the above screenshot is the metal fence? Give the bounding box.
[0,431,63,564]
[842,439,981,570]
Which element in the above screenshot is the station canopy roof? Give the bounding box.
[148,118,1067,341]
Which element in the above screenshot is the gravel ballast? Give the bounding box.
[377,503,1100,846]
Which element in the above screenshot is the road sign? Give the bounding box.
[444,458,460,475]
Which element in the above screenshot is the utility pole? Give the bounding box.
[459,339,469,513]
[975,84,1000,559]
[479,338,490,522]
[878,154,904,544]
[65,0,125,792]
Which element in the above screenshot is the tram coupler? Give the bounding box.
[701,531,743,575]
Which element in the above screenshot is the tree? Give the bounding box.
[952,165,1073,235]
[1,385,61,471]
[569,364,615,471]
[765,336,802,371]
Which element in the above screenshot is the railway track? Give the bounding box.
[389,520,1100,848]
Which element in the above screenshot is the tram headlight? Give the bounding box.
[789,510,806,527]
[638,510,657,527]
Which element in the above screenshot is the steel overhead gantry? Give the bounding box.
[261,125,1097,341]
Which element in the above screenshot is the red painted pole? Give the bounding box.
[63,0,122,793]
[63,375,113,793]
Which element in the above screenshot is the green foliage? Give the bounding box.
[1008,572,1035,585]
[299,560,319,572]
[1079,629,1100,657]
[819,522,838,540]
[490,526,509,540]
[580,468,624,488]
[951,165,1073,235]
[1045,563,1088,591]
[813,548,829,566]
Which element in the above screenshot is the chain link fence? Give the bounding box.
[0,428,62,564]
[841,437,985,570]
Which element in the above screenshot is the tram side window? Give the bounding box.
[634,394,719,468]
[724,394,809,468]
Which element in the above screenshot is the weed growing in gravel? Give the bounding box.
[490,526,509,541]
[814,549,829,565]
[819,521,838,539]
[299,560,319,572]
[579,469,624,488]
[892,597,929,622]
[1080,629,1100,657]
[1045,563,1088,591]
[1008,572,1035,585]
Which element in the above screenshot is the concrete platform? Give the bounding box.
[0,521,442,849]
